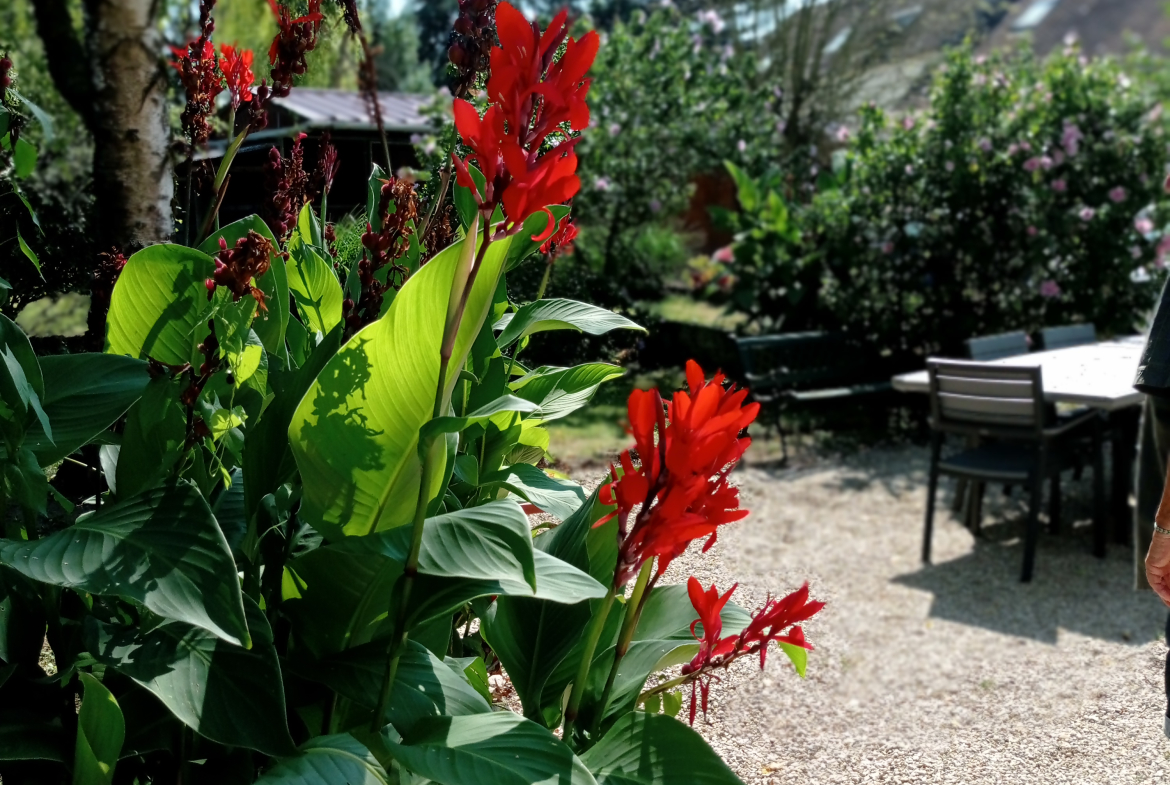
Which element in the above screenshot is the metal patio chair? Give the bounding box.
[965,330,1030,361]
[922,359,1105,582]
[1040,323,1097,351]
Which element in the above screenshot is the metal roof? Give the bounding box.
[271,88,435,133]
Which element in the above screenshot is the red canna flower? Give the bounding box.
[677,577,824,724]
[207,230,274,312]
[450,1,597,238]
[540,214,578,256]
[598,360,759,588]
[171,0,222,147]
[219,44,254,110]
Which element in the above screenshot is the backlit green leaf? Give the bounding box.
[495,299,645,349]
[73,673,124,785]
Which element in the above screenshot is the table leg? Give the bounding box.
[1111,408,1141,546]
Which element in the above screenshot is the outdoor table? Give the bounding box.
[892,339,1144,542]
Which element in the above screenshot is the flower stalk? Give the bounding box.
[562,588,617,744]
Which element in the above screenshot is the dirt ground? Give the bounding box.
[637,443,1170,785]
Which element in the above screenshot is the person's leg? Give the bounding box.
[1136,397,1170,588]
[1165,611,1170,737]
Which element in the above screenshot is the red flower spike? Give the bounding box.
[677,578,823,724]
[219,44,255,110]
[451,1,597,233]
[540,215,578,256]
[599,361,758,588]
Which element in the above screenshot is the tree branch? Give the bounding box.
[31,0,97,129]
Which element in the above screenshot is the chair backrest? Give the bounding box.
[734,332,879,391]
[1041,323,1096,351]
[927,359,1045,438]
[965,330,1030,361]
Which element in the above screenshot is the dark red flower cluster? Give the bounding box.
[219,44,254,112]
[451,2,597,237]
[170,0,222,146]
[263,133,311,241]
[598,360,759,587]
[332,0,361,33]
[310,131,340,202]
[249,0,325,130]
[449,0,497,98]
[206,231,274,312]
[539,214,577,257]
[679,577,823,724]
[1,53,12,90]
[343,178,419,335]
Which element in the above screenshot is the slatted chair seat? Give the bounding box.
[1041,323,1096,351]
[922,359,1105,582]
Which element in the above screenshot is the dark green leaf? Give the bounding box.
[504,205,571,272]
[86,597,294,756]
[113,374,186,499]
[253,734,390,784]
[510,364,625,423]
[17,227,40,276]
[581,712,745,785]
[381,712,597,785]
[23,354,149,466]
[418,395,538,448]
[0,482,249,646]
[494,462,586,521]
[73,672,124,785]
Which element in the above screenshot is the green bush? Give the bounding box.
[722,44,1169,361]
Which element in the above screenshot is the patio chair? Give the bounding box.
[965,330,1030,361]
[922,359,1105,582]
[1040,323,1097,351]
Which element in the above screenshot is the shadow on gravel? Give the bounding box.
[893,519,1167,645]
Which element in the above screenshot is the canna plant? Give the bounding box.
[0,4,821,784]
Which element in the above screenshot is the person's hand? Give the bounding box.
[1147,531,1170,607]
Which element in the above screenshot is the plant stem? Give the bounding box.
[637,673,689,704]
[562,588,617,745]
[418,161,453,246]
[369,225,490,731]
[592,561,653,738]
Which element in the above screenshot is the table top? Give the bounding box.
[891,339,1145,411]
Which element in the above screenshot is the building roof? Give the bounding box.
[271,88,436,133]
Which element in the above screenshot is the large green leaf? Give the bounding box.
[296,640,489,731]
[480,487,616,724]
[0,312,42,397]
[198,215,290,357]
[282,547,403,659]
[86,597,295,757]
[510,364,625,423]
[23,354,149,466]
[0,566,46,664]
[113,374,186,500]
[382,712,597,785]
[0,718,66,761]
[504,205,571,272]
[287,236,342,339]
[105,245,215,365]
[580,712,745,785]
[289,232,514,539]
[73,673,124,785]
[493,462,586,521]
[341,500,537,592]
[0,343,50,443]
[253,734,390,784]
[0,482,249,647]
[495,299,644,349]
[418,395,538,446]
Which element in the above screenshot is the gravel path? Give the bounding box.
[641,444,1170,784]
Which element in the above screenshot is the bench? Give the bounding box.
[734,332,894,462]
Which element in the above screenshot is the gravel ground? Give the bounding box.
[640,444,1170,785]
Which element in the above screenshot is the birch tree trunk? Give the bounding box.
[33,0,174,252]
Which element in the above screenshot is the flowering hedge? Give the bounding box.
[0,4,820,783]
[720,44,1168,360]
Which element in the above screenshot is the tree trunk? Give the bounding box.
[33,0,174,252]
[88,0,175,250]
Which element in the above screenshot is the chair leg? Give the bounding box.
[952,478,968,513]
[777,417,789,465]
[968,482,985,535]
[923,435,942,564]
[1092,416,1107,559]
[1021,461,1045,582]
[1048,472,1061,535]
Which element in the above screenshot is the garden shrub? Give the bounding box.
[722,44,1169,362]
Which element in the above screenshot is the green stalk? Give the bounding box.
[370,224,491,731]
[636,673,689,705]
[562,588,617,745]
[591,560,653,738]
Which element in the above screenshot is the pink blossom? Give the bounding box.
[714,245,734,263]
[881,241,895,254]
[1131,246,1143,259]
[650,198,662,213]
[1027,226,1038,237]
[1108,186,1127,203]
[978,138,992,152]
[1157,236,1170,268]
[902,115,916,131]
[1135,216,1154,234]
[1023,157,1041,172]
[1039,156,1053,170]
[1079,206,1096,221]
[608,123,622,137]
[1061,121,1083,157]
[1040,279,1062,298]
[594,176,612,192]
[737,139,747,153]
[834,125,851,143]
[1051,179,1066,192]
[945,161,955,172]
[905,164,914,175]
[1007,143,1019,156]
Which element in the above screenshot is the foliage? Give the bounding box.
[0,4,819,784]
[721,44,1169,360]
